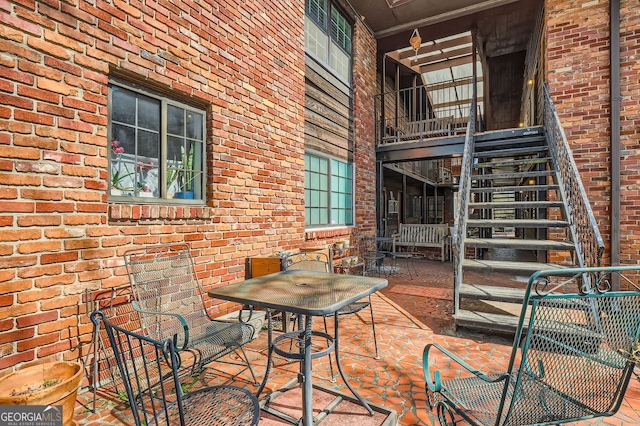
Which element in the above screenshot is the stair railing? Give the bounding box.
[543,85,604,269]
[452,98,476,314]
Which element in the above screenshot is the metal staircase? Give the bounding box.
[451,89,604,333]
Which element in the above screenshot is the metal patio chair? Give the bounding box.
[388,240,418,279]
[282,250,380,379]
[359,236,387,277]
[90,311,260,426]
[123,244,257,382]
[423,266,640,426]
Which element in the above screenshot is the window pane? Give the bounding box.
[305,17,328,63]
[138,129,159,159]
[330,8,351,53]
[186,111,203,140]
[111,87,136,125]
[138,95,160,131]
[111,124,135,156]
[306,0,327,28]
[330,41,350,82]
[167,105,184,136]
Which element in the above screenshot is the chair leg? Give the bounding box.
[237,346,258,386]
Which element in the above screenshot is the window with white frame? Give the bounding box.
[108,82,205,202]
[305,153,353,227]
[305,0,352,83]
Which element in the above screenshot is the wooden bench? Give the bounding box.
[392,223,450,262]
[402,116,453,140]
[381,116,453,144]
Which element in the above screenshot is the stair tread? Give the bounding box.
[469,201,563,209]
[465,238,575,250]
[454,309,521,333]
[467,218,569,228]
[475,157,551,168]
[473,145,548,157]
[462,258,571,272]
[472,170,555,180]
[459,283,526,303]
[471,184,558,193]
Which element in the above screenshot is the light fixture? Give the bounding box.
[409,28,421,61]
[528,178,536,185]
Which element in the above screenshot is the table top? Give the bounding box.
[208,270,387,316]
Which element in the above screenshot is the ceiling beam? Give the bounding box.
[375,0,521,39]
[432,97,484,109]
[419,54,474,73]
[409,46,474,67]
[398,34,473,60]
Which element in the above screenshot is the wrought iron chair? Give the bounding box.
[90,311,260,426]
[281,250,380,380]
[123,244,257,382]
[423,266,640,426]
[388,240,418,279]
[359,236,387,277]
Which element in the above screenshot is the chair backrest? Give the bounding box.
[501,268,640,425]
[282,250,331,272]
[90,310,186,426]
[358,236,378,255]
[123,244,209,347]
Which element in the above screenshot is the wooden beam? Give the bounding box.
[419,54,474,73]
[399,35,473,60]
[409,46,474,67]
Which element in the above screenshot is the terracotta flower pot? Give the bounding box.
[0,361,83,426]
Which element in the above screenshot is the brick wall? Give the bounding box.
[546,0,640,267]
[0,0,377,371]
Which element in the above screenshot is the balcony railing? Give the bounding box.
[375,78,477,146]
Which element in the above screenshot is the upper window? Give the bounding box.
[305,152,353,227]
[305,0,352,83]
[108,82,205,203]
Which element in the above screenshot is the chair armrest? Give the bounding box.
[423,343,509,392]
[132,301,190,351]
[236,305,255,324]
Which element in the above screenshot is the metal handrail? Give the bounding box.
[543,85,604,269]
[451,98,476,314]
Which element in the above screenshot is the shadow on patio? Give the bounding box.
[74,259,640,425]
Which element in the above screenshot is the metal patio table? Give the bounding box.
[207,269,388,426]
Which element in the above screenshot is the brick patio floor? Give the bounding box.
[74,259,640,425]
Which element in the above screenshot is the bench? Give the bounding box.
[392,223,450,262]
[381,116,454,144]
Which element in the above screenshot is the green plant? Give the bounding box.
[111,140,154,193]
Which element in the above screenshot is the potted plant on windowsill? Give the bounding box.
[167,149,195,199]
[0,360,83,426]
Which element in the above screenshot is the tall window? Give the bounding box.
[305,153,353,227]
[108,82,205,202]
[305,0,352,83]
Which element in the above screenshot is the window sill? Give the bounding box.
[305,227,354,241]
[108,203,211,222]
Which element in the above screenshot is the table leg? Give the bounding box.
[302,315,313,425]
[256,309,275,398]
[333,313,375,416]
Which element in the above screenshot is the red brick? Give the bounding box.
[16,311,58,328]
[0,350,34,370]
[17,333,59,351]
[40,250,79,264]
